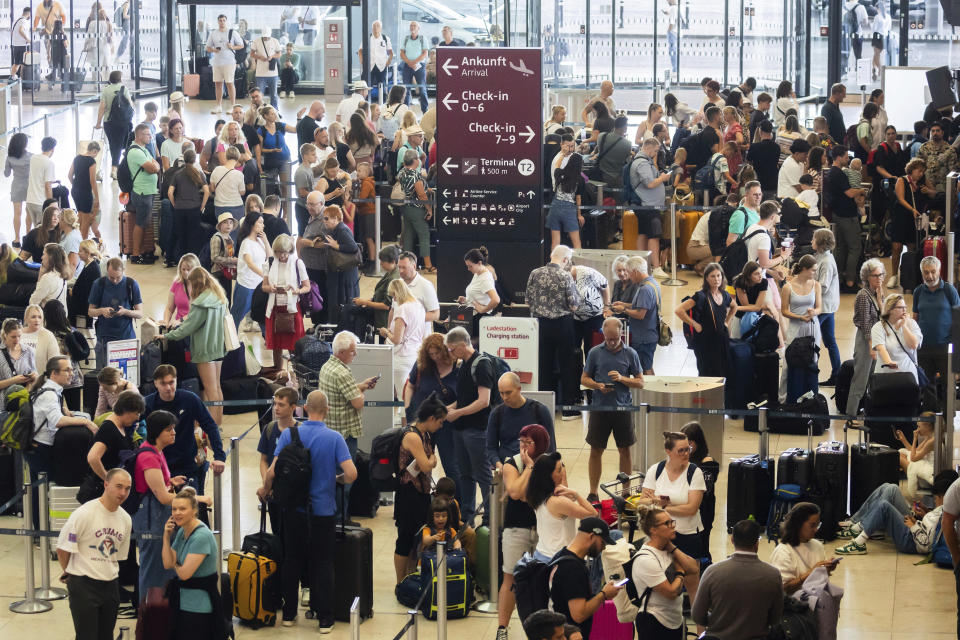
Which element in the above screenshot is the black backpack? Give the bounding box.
[511,554,579,623]
[228,29,248,66]
[116,144,145,193]
[719,228,767,283]
[62,329,90,362]
[471,352,511,406]
[271,426,312,508]
[109,85,135,124]
[742,314,780,353]
[707,205,735,255]
[369,426,410,492]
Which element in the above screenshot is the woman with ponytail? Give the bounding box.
[781,254,822,402]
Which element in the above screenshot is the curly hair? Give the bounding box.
[414,333,453,381]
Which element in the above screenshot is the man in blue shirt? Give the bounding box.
[613,255,660,375]
[580,317,643,501]
[263,389,357,633]
[913,255,960,409]
[399,21,429,112]
[485,371,556,468]
[143,365,225,494]
[87,258,144,369]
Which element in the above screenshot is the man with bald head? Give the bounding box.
[581,317,645,500]
[296,100,328,158]
[264,388,358,632]
[581,80,617,123]
[486,371,556,469]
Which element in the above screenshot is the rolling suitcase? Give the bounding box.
[724,338,755,411]
[726,426,774,530]
[591,600,635,640]
[120,209,155,257]
[833,359,856,416]
[52,425,95,486]
[675,210,704,265]
[847,422,900,513]
[0,447,21,515]
[347,449,379,519]
[777,421,816,490]
[754,350,780,404]
[182,73,200,97]
[810,440,848,540]
[221,375,259,414]
[622,209,639,250]
[135,586,172,640]
[923,235,947,280]
[334,487,374,621]
[864,371,919,448]
[241,507,283,562]
[420,548,471,620]
[227,549,280,628]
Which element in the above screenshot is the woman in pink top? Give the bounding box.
[722,106,746,175]
[163,254,201,328]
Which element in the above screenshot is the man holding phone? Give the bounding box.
[581,317,643,502]
[204,14,245,115]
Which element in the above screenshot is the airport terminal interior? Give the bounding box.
[0,0,958,638]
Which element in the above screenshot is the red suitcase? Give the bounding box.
[135,586,171,640]
[923,236,947,280]
[120,209,155,257]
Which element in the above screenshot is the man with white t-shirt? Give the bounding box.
[337,81,370,123]
[26,136,57,227]
[56,468,133,640]
[777,139,810,199]
[359,21,393,96]
[398,251,440,325]
[205,14,246,115]
[250,32,282,108]
[300,6,320,46]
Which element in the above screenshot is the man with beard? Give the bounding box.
[548,517,622,640]
[917,121,958,211]
[913,255,960,409]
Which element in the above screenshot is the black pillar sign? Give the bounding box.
[435,48,543,242]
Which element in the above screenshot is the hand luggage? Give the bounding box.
[778,448,815,491]
[0,283,34,306]
[767,393,829,435]
[622,209,639,250]
[158,199,175,262]
[726,426,774,530]
[51,425,95,486]
[120,209,155,257]
[83,370,100,417]
[293,334,332,371]
[347,449,379,519]
[242,506,283,562]
[898,245,921,291]
[183,73,200,97]
[221,375,260,414]
[160,337,199,382]
[833,359,856,416]
[811,440,848,540]
[754,350,780,403]
[221,345,246,380]
[333,488,374,621]
[474,525,503,598]
[847,422,900,513]
[135,586,172,640]
[864,371,920,447]
[0,447,21,515]
[724,338,756,411]
[922,236,947,279]
[676,210,705,266]
[395,571,423,608]
[420,548,471,620]
[140,341,162,383]
[591,600,635,640]
[227,549,280,628]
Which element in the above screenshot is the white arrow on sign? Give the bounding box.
[442,189,451,197]
[442,202,451,211]
[442,58,458,76]
[442,158,459,175]
[526,190,536,199]
[520,126,535,143]
[442,93,459,111]
[443,216,451,225]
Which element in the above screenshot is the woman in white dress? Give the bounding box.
[769,502,839,594]
[871,293,923,383]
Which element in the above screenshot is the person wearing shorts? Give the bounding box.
[205,14,245,114]
[495,423,551,639]
[546,153,586,249]
[631,138,671,278]
[10,7,29,80]
[581,317,644,500]
[126,124,160,264]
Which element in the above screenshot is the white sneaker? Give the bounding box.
[210,106,222,114]
[281,617,297,627]
[651,267,669,279]
[289,91,295,98]
[279,91,287,99]
[885,275,899,289]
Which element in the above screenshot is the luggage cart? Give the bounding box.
[599,471,646,543]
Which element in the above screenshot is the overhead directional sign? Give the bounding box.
[436,47,543,241]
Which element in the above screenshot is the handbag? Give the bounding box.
[391,179,404,204]
[261,38,277,71]
[642,281,672,347]
[223,312,240,352]
[327,246,363,272]
[585,133,616,182]
[75,473,104,504]
[273,311,296,334]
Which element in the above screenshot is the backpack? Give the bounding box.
[621,156,643,206]
[117,144,145,193]
[654,460,698,485]
[742,313,780,353]
[866,141,892,177]
[844,123,860,150]
[693,153,723,192]
[271,426,312,508]
[843,4,859,34]
[228,29,248,65]
[511,553,580,623]
[471,352,511,406]
[784,335,819,371]
[369,426,411,492]
[109,85,135,124]
[680,294,698,348]
[719,228,766,283]
[766,484,804,542]
[931,521,953,568]
[779,197,811,229]
[119,446,156,514]
[378,105,403,142]
[681,130,707,168]
[0,386,58,452]
[707,205,734,255]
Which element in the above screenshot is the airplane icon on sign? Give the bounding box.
[509,59,534,76]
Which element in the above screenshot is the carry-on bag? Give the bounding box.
[227,549,280,628]
[334,485,374,621]
[726,421,774,529]
[846,421,900,513]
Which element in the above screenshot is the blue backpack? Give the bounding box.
[621,156,643,205]
[931,520,953,568]
[693,153,723,193]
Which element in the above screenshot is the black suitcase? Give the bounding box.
[348,450,379,519]
[726,427,774,530]
[754,351,780,404]
[767,394,828,435]
[52,425,95,486]
[0,447,21,515]
[847,423,900,513]
[898,247,921,291]
[83,370,100,417]
[811,439,848,540]
[833,358,856,416]
[334,489,374,621]
[242,507,283,562]
[221,375,259,415]
[725,338,756,411]
[776,419,816,491]
[198,65,215,100]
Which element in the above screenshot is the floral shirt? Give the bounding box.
[526,263,580,319]
[397,167,425,209]
[572,265,608,321]
[917,140,959,193]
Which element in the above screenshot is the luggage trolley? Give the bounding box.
[598,471,646,543]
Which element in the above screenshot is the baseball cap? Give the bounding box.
[578,517,614,545]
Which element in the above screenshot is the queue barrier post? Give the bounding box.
[474,468,501,613]
[117,627,131,639]
[374,194,383,276]
[942,343,955,473]
[15,79,22,131]
[406,608,419,640]
[436,540,447,640]
[350,596,361,640]
[10,482,52,614]
[42,114,49,139]
[631,402,650,472]
[230,437,241,552]
[663,202,687,286]
[35,472,66,601]
[72,100,81,151]
[757,406,769,459]
[213,470,224,562]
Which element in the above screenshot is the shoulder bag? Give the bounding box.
[642,281,672,347]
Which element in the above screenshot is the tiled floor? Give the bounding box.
[0,96,955,639]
